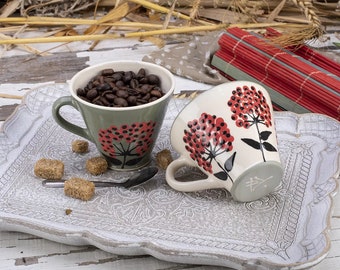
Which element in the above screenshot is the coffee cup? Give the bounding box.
[166,81,283,202]
[52,61,175,171]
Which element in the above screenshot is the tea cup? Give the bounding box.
[166,81,283,202]
[52,61,175,171]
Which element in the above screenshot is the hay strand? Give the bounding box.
[128,0,213,25]
[269,0,323,47]
[190,0,201,20]
[0,93,22,99]
[0,24,228,45]
[0,0,337,50]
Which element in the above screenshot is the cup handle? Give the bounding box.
[166,156,226,192]
[52,96,93,142]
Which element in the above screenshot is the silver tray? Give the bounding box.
[0,84,339,269]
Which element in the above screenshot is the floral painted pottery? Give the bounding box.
[166,81,283,202]
[52,61,175,171]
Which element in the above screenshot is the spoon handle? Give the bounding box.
[42,180,126,188]
[42,166,159,188]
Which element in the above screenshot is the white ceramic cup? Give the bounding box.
[166,81,283,202]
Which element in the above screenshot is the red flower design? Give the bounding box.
[98,121,155,168]
[227,84,277,162]
[183,113,235,180]
[227,85,272,128]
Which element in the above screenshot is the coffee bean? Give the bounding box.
[92,79,100,87]
[142,93,151,101]
[104,93,116,102]
[100,96,110,106]
[114,97,128,107]
[116,89,129,99]
[150,89,163,98]
[127,95,137,106]
[76,68,166,107]
[149,96,158,102]
[115,80,125,88]
[108,82,116,89]
[139,84,151,94]
[79,96,90,102]
[93,100,103,106]
[130,79,139,89]
[146,74,160,85]
[92,95,103,106]
[139,77,148,84]
[98,75,105,84]
[137,68,146,79]
[137,98,148,104]
[76,88,86,96]
[86,89,98,100]
[96,83,111,92]
[127,88,139,96]
[101,90,112,96]
[85,81,93,90]
[101,69,114,76]
[104,77,114,84]
[112,72,123,81]
[123,71,134,83]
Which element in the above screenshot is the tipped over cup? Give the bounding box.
[166,81,283,202]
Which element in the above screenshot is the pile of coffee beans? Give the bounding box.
[76,68,165,107]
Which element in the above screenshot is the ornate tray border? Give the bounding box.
[0,83,339,269]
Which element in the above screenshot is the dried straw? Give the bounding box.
[0,24,228,45]
[0,93,22,99]
[0,0,335,50]
[0,30,50,55]
[190,0,201,20]
[268,0,323,47]
[128,0,213,25]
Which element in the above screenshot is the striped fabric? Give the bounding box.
[211,27,340,120]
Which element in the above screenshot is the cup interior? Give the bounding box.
[70,61,175,110]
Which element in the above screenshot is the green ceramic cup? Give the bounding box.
[52,61,175,171]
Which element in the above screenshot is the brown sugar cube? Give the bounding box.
[86,157,108,175]
[34,158,64,180]
[64,177,95,201]
[72,140,89,153]
[156,149,173,170]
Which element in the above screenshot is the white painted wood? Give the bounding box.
[0,36,339,270]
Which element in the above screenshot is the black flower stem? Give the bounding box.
[121,142,128,169]
[255,119,266,162]
[215,159,234,183]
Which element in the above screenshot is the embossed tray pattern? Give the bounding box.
[0,84,339,269]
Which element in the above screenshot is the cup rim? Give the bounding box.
[69,60,175,111]
[170,80,269,134]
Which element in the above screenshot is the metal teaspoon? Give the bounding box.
[42,166,158,188]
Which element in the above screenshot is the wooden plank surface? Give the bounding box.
[0,36,339,270]
[0,52,89,84]
[0,51,88,120]
[0,103,18,120]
